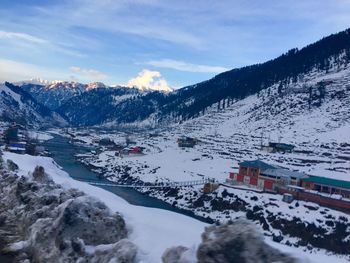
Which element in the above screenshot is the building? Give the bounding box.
[117,146,144,157]
[228,160,306,191]
[301,176,350,199]
[262,142,295,153]
[99,138,115,146]
[177,137,197,148]
[7,142,26,154]
[278,184,350,211]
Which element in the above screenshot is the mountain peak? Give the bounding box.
[86,82,107,90]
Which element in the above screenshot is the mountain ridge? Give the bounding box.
[0,82,66,127]
[10,27,350,128]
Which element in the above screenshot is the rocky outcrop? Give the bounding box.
[0,162,138,262]
[163,220,300,263]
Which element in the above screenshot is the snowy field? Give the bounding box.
[72,64,350,184]
[27,130,53,141]
[2,151,350,262]
[61,63,350,260]
[2,151,205,262]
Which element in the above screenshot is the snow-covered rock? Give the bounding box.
[0,164,137,262]
[196,220,299,263]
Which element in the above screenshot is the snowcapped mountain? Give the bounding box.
[21,81,88,110]
[21,81,137,112]
[56,87,147,126]
[173,61,350,180]
[0,82,66,127]
[9,28,350,130]
[86,82,107,90]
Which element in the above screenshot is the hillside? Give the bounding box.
[18,28,350,127]
[0,82,66,128]
[66,53,350,256]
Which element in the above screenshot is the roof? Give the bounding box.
[303,176,350,190]
[9,143,26,148]
[269,142,295,150]
[238,160,276,171]
[262,168,306,179]
[8,146,26,151]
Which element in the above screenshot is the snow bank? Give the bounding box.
[27,131,53,141]
[3,151,349,263]
[2,151,206,263]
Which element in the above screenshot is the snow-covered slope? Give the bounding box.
[21,81,88,110]
[74,60,350,183]
[67,60,350,258]
[0,82,66,127]
[1,151,206,263]
[3,151,349,263]
[177,61,350,181]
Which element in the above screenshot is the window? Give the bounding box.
[314,184,321,191]
[240,167,247,175]
[321,186,329,193]
[251,168,259,177]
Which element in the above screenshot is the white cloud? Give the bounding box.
[146,59,229,73]
[0,59,63,83]
[127,69,172,92]
[0,30,84,58]
[70,66,108,81]
[0,30,48,44]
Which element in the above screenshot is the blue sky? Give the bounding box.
[0,0,350,89]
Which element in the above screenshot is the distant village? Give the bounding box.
[0,123,48,156]
[2,124,349,213]
[177,135,350,212]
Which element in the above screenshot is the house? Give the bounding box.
[228,159,306,191]
[7,142,26,154]
[301,176,350,199]
[117,146,144,157]
[278,182,350,211]
[268,142,295,153]
[99,138,115,146]
[177,137,197,148]
[203,183,219,194]
[128,147,143,154]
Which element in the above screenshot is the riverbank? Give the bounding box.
[1,151,208,262]
[2,133,349,262]
[43,134,213,223]
[60,129,350,260]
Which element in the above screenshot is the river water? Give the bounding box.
[44,135,210,223]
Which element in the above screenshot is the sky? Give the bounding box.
[0,0,350,89]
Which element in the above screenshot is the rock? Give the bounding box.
[162,246,190,263]
[196,220,299,263]
[32,166,52,183]
[273,234,284,243]
[91,239,138,263]
[6,160,18,171]
[0,171,138,263]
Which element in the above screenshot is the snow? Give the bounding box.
[2,151,349,263]
[0,83,23,108]
[27,131,53,141]
[2,151,206,263]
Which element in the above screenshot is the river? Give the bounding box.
[44,135,210,223]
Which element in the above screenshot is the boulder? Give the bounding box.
[196,220,299,263]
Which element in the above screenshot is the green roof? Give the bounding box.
[239,160,276,171]
[269,142,295,150]
[303,176,350,190]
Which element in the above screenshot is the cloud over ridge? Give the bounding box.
[127,69,172,92]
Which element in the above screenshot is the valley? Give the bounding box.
[1,25,350,262]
